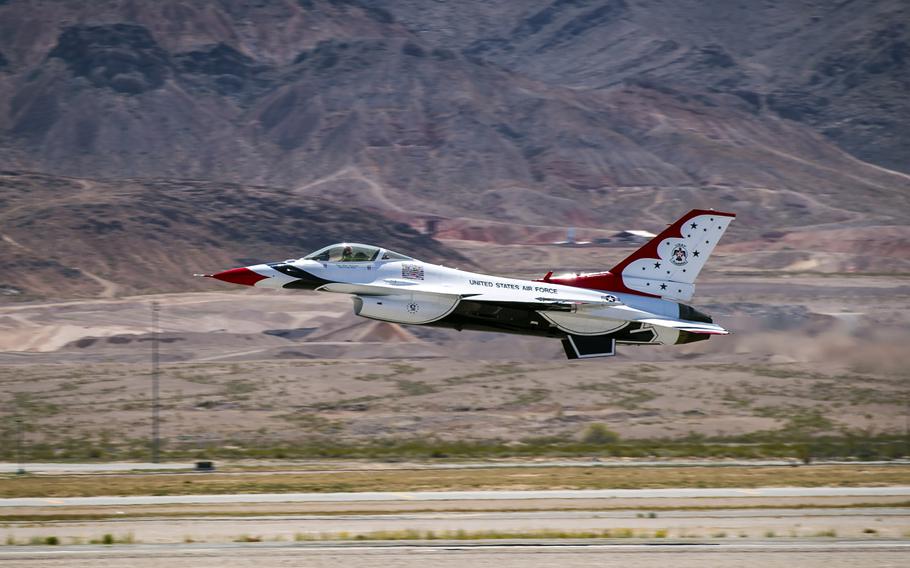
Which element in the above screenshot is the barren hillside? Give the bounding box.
[0,0,907,233]
[0,171,462,299]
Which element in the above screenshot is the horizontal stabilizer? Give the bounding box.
[636,317,730,335]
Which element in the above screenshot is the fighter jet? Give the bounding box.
[206,209,735,359]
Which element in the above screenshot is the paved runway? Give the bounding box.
[4,507,909,543]
[0,462,194,474]
[2,541,909,568]
[4,486,908,566]
[4,486,910,508]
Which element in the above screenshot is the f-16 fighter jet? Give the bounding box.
[206,209,735,359]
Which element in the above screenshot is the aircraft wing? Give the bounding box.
[321,280,618,309]
[321,281,726,332]
[573,303,730,335]
[466,296,618,312]
[452,289,621,312]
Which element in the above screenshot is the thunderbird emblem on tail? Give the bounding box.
[205,209,735,359]
[671,243,689,265]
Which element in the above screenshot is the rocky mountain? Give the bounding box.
[0,0,907,289]
[0,171,463,299]
[391,0,910,174]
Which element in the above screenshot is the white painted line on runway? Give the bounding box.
[1,540,910,555]
[2,487,910,507]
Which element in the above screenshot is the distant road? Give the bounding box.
[4,487,910,508]
[3,459,908,474]
[0,462,194,473]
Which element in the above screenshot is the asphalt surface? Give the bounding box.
[0,462,194,473]
[4,507,909,543]
[2,541,909,568]
[4,486,910,508]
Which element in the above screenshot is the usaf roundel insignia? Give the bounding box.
[670,243,689,266]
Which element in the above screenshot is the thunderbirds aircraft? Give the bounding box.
[206,209,735,359]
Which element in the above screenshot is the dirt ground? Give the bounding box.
[1,265,908,450]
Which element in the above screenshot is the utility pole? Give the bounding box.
[15,415,24,475]
[151,301,160,463]
[905,387,909,459]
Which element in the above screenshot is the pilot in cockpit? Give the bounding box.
[341,245,354,261]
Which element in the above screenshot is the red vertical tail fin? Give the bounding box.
[607,209,735,301]
[542,209,735,301]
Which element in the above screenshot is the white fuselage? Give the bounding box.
[207,209,734,358]
[246,257,686,343]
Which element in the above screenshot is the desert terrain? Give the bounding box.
[1,239,907,458]
[1,2,908,565]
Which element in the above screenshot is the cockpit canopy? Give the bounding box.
[302,243,412,263]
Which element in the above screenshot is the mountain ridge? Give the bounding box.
[0,0,907,300]
[0,170,464,299]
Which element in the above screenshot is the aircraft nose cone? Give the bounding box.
[208,267,268,287]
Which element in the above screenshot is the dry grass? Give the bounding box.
[292,528,645,541]
[2,464,908,499]
[5,499,910,523]
[4,526,866,545]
